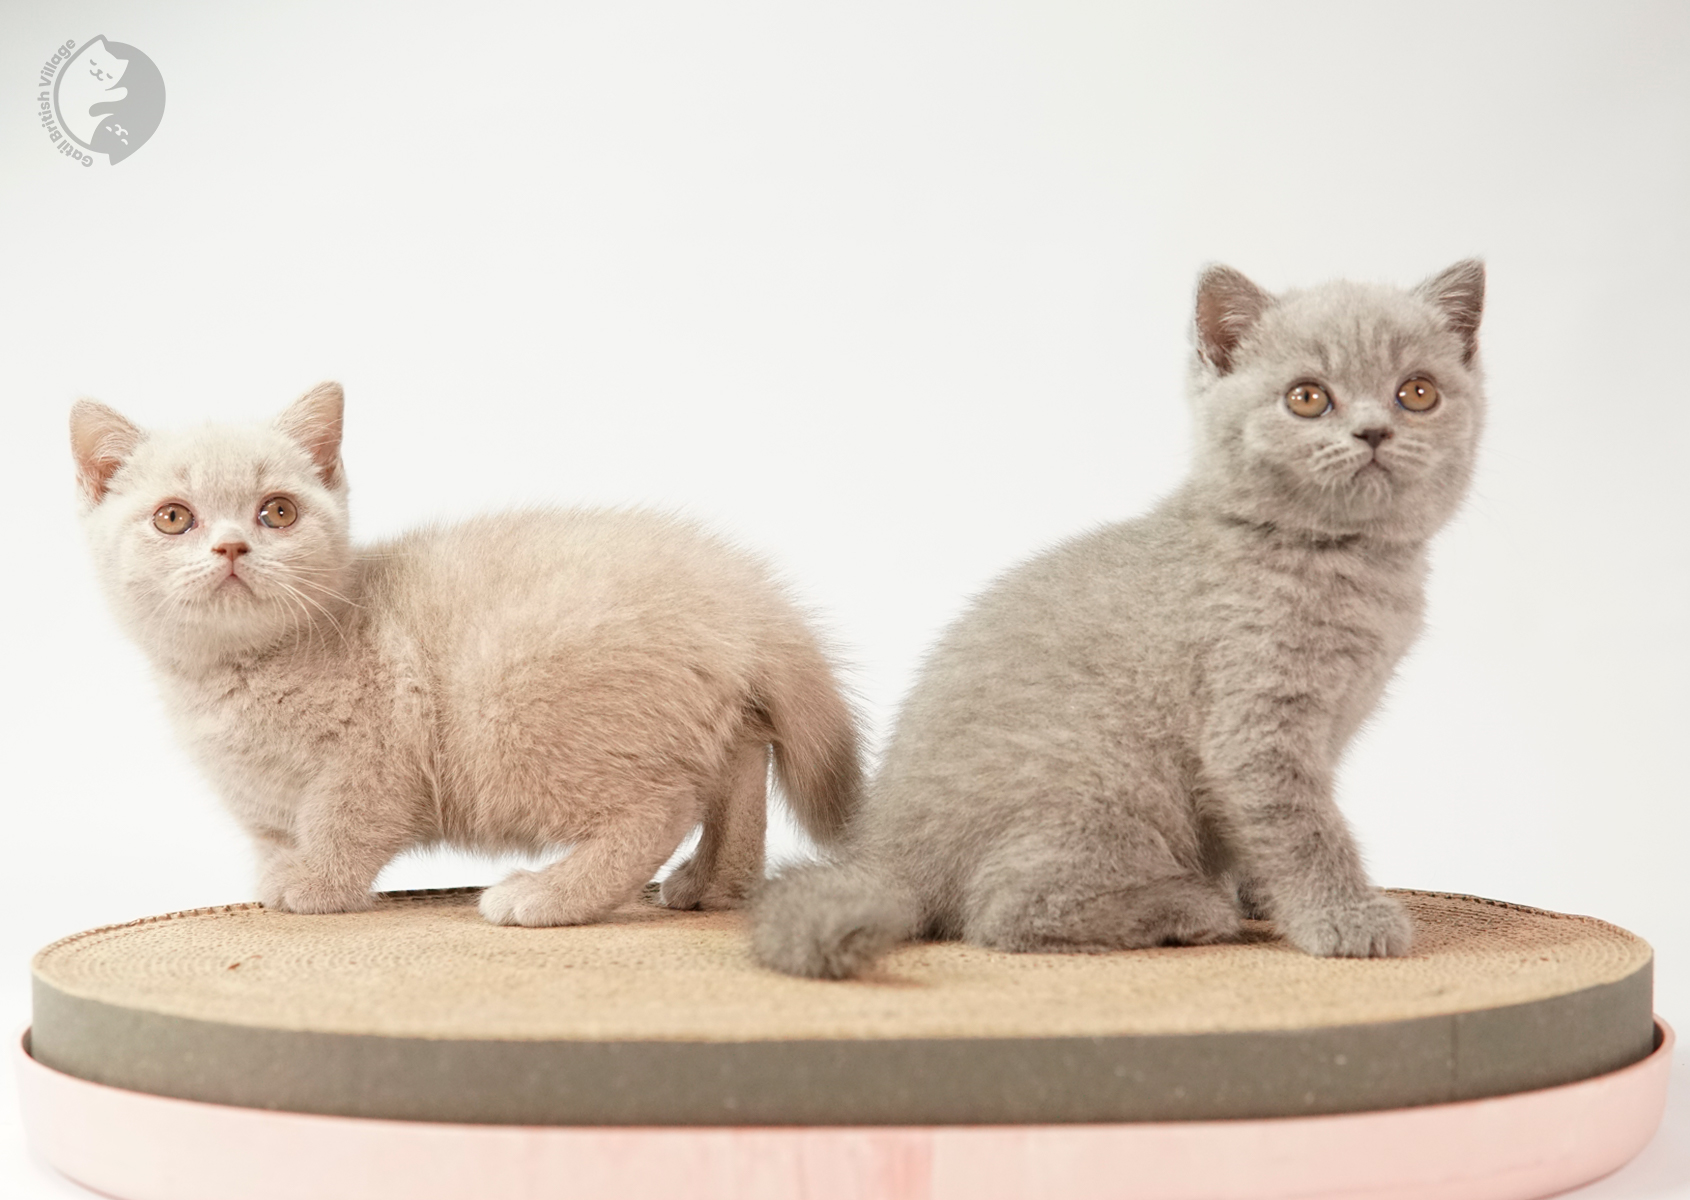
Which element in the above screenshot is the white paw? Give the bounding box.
[479,869,597,927]
[258,860,374,914]
[1284,892,1413,958]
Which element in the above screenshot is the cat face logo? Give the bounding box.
[41,36,166,165]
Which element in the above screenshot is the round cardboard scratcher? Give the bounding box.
[30,887,1653,1127]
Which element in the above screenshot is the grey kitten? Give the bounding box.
[754,261,1486,978]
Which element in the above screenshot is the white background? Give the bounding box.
[2,2,1687,1195]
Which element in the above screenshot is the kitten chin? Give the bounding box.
[753,260,1485,977]
[71,382,863,924]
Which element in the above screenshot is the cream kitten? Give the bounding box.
[70,384,861,923]
[755,262,1486,977]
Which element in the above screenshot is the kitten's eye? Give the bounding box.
[1397,377,1440,412]
[259,496,298,529]
[153,503,193,535]
[1286,383,1332,418]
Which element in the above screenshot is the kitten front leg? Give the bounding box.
[1286,889,1411,958]
[248,827,295,879]
[1203,700,1411,958]
[257,786,414,914]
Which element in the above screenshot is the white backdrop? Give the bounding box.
[2,2,1687,1196]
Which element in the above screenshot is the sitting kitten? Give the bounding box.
[755,261,1486,977]
[70,384,861,924]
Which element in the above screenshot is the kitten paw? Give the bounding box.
[1233,878,1272,922]
[1283,892,1413,958]
[258,862,374,914]
[480,869,605,927]
[658,856,749,911]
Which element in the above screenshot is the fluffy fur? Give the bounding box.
[754,261,1487,978]
[71,384,861,923]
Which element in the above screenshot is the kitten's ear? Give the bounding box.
[1416,259,1485,364]
[69,400,142,505]
[1194,265,1274,375]
[276,382,344,486]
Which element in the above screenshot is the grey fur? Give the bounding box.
[754,262,1486,978]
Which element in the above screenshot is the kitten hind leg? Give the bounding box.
[964,842,1242,954]
[661,738,769,911]
[974,876,1242,953]
[480,797,698,927]
[1232,874,1272,921]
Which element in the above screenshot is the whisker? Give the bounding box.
[268,577,353,654]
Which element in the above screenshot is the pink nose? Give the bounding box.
[212,541,250,560]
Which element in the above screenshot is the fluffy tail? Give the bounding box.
[755,636,862,844]
[752,859,921,979]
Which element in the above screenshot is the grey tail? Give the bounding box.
[751,859,921,979]
[755,635,862,845]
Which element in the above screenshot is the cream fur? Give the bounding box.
[71,384,861,924]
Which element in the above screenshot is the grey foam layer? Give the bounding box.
[30,961,1654,1126]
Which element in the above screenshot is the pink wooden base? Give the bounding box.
[16,1023,1671,1200]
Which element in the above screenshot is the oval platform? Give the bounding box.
[20,888,1668,1199]
[16,1023,1673,1200]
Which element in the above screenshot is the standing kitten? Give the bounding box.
[70,384,861,924]
[755,261,1485,977]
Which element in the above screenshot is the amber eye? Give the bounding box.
[1286,383,1332,418]
[153,502,194,535]
[259,496,298,529]
[1397,377,1440,412]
